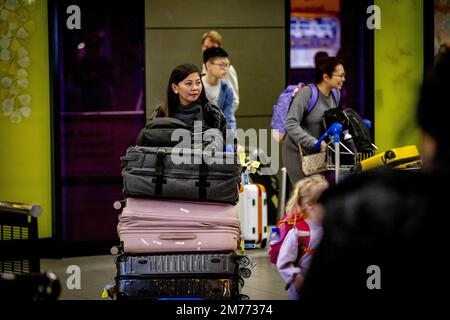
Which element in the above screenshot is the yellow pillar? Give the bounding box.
[374,0,423,151]
[0,0,52,238]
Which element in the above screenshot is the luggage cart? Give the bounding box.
[317,123,377,184]
[325,141,377,183]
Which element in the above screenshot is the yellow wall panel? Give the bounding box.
[0,0,52,238]
[374,0,423,151]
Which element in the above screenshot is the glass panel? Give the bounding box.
[55,0,145,242]
[289,0,341,81]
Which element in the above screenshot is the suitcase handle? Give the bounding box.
[159,234,197,240]
[0,201,42,218]
[120,155,138,162]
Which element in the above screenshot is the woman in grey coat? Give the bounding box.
[282,57,346,186]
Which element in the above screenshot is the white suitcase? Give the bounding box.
[238,183,268,248]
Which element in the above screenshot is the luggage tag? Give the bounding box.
[247,160,260,172]
[240,152,261,185]
[239,239,246,252]
[101,284,116,299]
[239,153,246,166]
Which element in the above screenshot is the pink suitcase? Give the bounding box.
[117,198,241,254]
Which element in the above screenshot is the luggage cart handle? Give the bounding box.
[314,123,343,151]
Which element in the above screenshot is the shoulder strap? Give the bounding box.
[331,88,341,108]
[296,219,311,249]
[306,83,319,114]
[306,85,341,113]
[294,82,305,94]
[293,219,312,266]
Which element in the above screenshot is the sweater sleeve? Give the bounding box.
[276,229,302,285]
[226,65,239,112]
[220,84,236,131]
[285,86,318,149]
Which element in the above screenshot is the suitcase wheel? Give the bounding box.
[238,294,250,300]
[116,292,127,300]
[110,245,122,255]
[237,255,251,267]
[239,267,252,278]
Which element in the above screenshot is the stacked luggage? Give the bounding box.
[112,118,251,300]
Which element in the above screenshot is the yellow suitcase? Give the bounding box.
[356,145,422,172]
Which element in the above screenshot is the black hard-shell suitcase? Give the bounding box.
[121,146,242,204]
[116,276,242,300]
[116,252,243,277]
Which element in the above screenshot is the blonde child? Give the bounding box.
[276,174,329,300]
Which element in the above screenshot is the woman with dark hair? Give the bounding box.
[282,57,346,185]
[152,63,233,149]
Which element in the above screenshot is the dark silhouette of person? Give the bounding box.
[299,50,450,311]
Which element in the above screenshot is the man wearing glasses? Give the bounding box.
[202,47,236,131]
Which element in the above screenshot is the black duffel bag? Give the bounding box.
[136,117,191,147]
[323,108,375,153]
[136,117,223,150]
[121,146,242,205]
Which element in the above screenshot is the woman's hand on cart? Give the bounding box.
[314,122,344,151]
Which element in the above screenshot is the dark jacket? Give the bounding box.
[299,167,447,310]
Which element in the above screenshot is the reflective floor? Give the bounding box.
[40,248,289,300]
